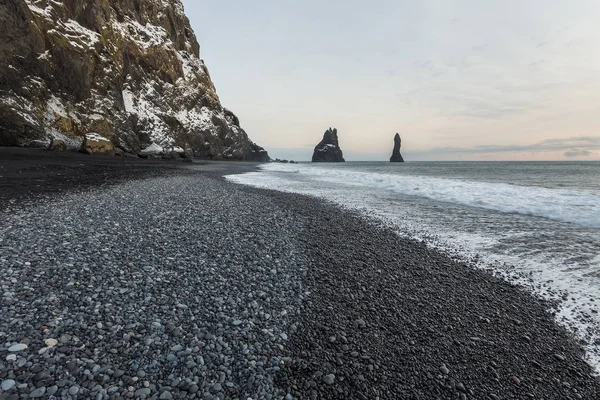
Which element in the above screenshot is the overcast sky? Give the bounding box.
[181,0,600,161]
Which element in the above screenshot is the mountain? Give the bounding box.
[0,0,269,161]
[312,128,345,162]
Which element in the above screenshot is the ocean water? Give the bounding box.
[225,161,600,373]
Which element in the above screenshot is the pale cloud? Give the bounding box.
[467,136,600,153]
[409,136,600,157]
[564,149,595,158]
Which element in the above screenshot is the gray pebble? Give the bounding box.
[440,364,449,375]
[134,388,151,397]
[1,380,16,391]
[29,387,46,398]
[8,344,27,352]
[160,391,173,400]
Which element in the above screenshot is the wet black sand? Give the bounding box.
[0,148,191,211]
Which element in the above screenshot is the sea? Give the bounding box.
[225,161,600,373]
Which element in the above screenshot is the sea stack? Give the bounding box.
[390,133,404,162]
[312,128,345,162]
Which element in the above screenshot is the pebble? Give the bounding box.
[8,343,28,352]
[69,386,79,395]
[134,388,151,397]
[29,387,46,398]
[440,364,450,375]
[160,391,173,400]
[323,374,335,385]
[1,380,16,391]
[44,338,58,347]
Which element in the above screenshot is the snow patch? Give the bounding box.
[0,94,39,127]
[85,133,110,143]
[113,18,171,50]
[141,143,165,155]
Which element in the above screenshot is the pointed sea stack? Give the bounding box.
[312,128,345,162]
[390,133,404,162]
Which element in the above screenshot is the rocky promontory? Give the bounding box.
[0,0,269,161]
[390,133,404,162]
[312,128,345,162]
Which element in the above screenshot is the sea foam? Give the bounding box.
[248,163,600,228]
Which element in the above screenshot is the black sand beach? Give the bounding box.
[0,148,192,212]
[1,149,599,399]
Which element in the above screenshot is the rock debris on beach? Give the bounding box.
[0,161,599,399]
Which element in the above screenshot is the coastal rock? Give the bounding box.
[312,128,345,162]
[390,133,404,162]
[81,133,115,156]
[48,138,67,152]
[246,142,271,162]
[0,0,268,160]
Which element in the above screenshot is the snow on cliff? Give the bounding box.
[0,0,269,161]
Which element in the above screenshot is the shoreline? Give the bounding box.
[0,154,599,398]
[235,183,600,399]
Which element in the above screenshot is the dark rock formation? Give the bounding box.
[390,133,404,162]
[0,0,268,160]
[312,128,345,162]
[81,133,115,156]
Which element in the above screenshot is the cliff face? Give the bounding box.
[390,133,404,162]
[312,128,345,162]
[0,0,269,161]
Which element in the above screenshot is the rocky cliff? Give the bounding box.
[390,133,404,162]
[312,128,345,162]
[0,0,269,161]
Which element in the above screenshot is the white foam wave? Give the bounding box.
[255,163,600,228]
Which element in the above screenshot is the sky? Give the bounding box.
[181,0,600,161]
